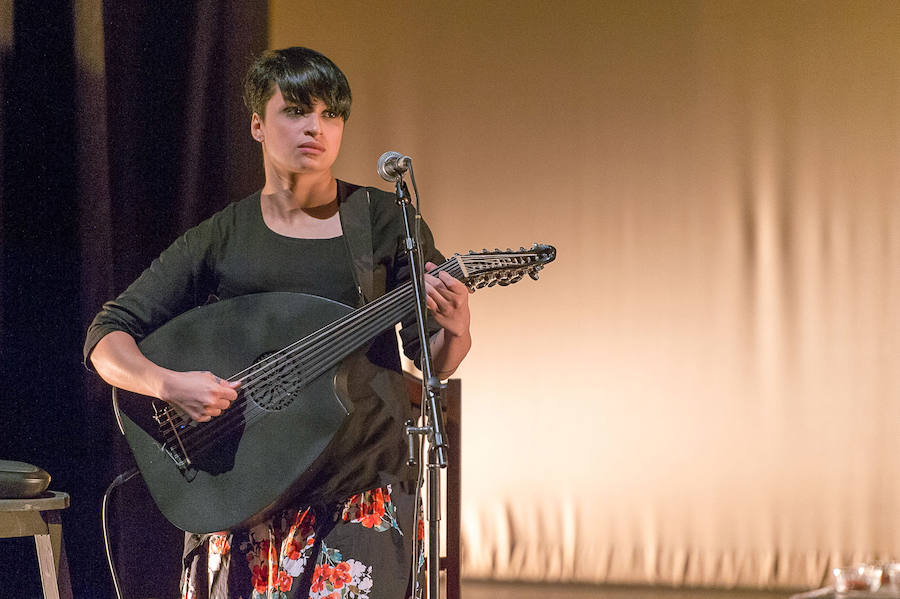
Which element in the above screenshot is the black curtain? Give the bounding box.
[0,1,266,597]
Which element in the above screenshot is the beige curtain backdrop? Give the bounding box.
[269,0,900,591]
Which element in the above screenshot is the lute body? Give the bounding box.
[112,245,556,533]
[114,292,355,533]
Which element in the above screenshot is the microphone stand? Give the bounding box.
[394,176,448,599]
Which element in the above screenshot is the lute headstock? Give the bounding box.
[449,243,557,291]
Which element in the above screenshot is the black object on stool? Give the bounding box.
[0,460,51,498]
[0,461,72,599]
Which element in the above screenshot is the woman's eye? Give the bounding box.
[323,110,338,119]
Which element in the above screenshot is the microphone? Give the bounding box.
[377,151,412,182]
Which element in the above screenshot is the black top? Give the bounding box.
[84,180,446,503]
[244,234,358,307]
[84,180,443,369]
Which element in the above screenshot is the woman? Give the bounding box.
[85,46,471,599]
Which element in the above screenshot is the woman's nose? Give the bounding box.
[304,114,321,135]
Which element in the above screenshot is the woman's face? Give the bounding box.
[253,87,344,178]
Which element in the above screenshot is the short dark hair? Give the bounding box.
[242,47,352,121]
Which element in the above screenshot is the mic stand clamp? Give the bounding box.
[395,177,449,599]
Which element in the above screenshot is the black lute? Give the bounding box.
[113,244,556,533]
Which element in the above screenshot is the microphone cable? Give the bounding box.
[101,467,140,599]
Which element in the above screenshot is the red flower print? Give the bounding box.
[342,486,402,534]
[342,492,362,522]
[355,488,388,528]
[310,563,329,594]
[417,517,425,541]
[370,489,386,513]
[257,539,271,560]
[329,562,352,589]
[359,510,382,528]
[210,535,230,556]
[276,568,292,592]
[289,507,316,538]
[251,564,270,594]
[284,508,316,564]
[284,539,301,560]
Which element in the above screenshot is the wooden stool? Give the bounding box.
[0,491,72,599]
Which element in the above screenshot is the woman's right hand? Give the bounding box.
[91,331,240,423]
[158,370,241,423]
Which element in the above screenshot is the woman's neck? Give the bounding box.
[262,169,337,211]
[260,172,341,238]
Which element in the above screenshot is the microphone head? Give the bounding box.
[377,150,407,182]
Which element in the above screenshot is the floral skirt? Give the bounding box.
[180,484,424,599]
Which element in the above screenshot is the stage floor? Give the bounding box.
[462,580,796,599]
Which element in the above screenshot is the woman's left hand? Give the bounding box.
[424,261,471,338]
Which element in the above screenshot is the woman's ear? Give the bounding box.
[250,113,264,142]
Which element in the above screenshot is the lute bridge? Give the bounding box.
[152,403,196,479]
